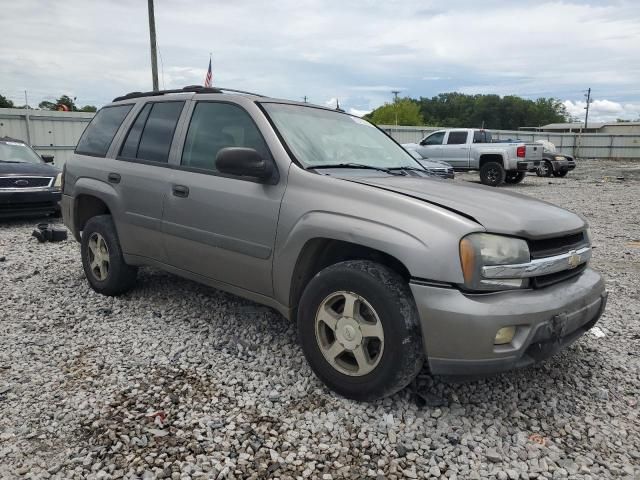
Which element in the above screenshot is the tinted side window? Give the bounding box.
[423,131,445,145]
[473,130,491,143]
[119,103,152,158]
[127,102,184,163]
[181,102,271,172]
[75,105,133,156]
[447,131,469,144]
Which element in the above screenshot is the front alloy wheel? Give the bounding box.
[297,260,424,401]
[315,291,384,376]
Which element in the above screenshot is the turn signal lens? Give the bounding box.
[53,173,62,189]
[494,326,516,345]
[459,238,476,284]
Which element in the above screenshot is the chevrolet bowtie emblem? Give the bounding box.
[567,250,581,269]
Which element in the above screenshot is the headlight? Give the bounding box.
[554,155,565,160]
[53,173,62,189]
[459,233,530,291]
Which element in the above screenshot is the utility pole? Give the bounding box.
[584,88,591,130]
[391,90,400,126]
[147,0,159,91]
[303,95,308,103]
[24,90,32,146]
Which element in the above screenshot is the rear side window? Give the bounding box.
[75,104,133,157]
[181,102,270,172]
[473,130,492,143]
[119,101,184,163]
[446,131,468,144]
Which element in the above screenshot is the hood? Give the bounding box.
[0,161,59,176]
[346,175,585,239]
[418,159,452,169]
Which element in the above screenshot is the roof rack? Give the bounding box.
[112,85,264,102]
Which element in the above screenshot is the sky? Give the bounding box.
[1,0,639,123]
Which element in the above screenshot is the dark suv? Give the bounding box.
[0,137,61,218]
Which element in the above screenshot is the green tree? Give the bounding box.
[403,92,569,129]
[56,95,77,111]
[79,105,97,112]
[38,100,56,110]
[365,98,424,126]
[0,94,14,108]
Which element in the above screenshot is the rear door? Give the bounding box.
[415,131,445,159]
[109,100,186,262]
[161,100,286,296]
[440,130,470,168]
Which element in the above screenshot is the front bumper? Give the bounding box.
[0,189,61,218]
[410,268,606,375]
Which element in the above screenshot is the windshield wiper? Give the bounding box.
[388,166,429,174]
[311,163,406,176]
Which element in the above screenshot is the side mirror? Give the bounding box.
[41,154,54,163]
[419,139,427,146]
[215,147,275,182]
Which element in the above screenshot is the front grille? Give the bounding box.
[0,176,53,189]
[531,263,587,289]
[528,232,586,259]
[0,201,58,211]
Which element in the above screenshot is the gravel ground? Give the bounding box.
[1,160,638,480]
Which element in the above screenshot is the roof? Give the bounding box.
[112,85,265,102]
[0,136,26,144]
[110,85,343,113]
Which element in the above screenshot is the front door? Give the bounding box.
[161,101,286,296]
[415,131,445,159]
[439,130,470,168]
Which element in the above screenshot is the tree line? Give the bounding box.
[364,92,569,129]
[0,93,96,112]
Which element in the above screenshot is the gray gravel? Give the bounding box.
[1,160,639,480]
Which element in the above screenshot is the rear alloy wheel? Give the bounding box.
[479,161,506,187]
[298,260,424,401]
[81,215,138,296]
[537,160,553,177]
[504,171,526,184]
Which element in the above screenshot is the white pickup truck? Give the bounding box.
[403,129,542,186]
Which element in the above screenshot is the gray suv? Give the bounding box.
[62,86,607,401]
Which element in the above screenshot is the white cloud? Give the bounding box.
[0,0,639,116]
[324,97,339,108]
[348,108,371,117]
[563,99,640,122]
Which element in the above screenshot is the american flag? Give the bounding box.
[204,57,213,87]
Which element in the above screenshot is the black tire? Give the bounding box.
[538,160,553,177]
[504,171,526,184]
[553,170,568,177]
[297,260,424,401]
[479,162,506,187]
[81,215,137,296]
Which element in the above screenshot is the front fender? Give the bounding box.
[272,211,430,308]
